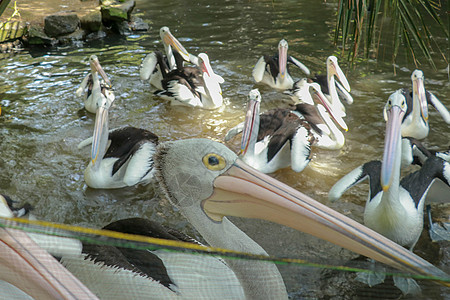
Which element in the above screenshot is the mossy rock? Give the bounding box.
[101,0,135,22]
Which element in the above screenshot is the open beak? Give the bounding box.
[203,160,448,283]
[90,58,111,88]
[162,30,190,62]
[380,103,405,191]
[310,83,348,131]
[278,40,288,79]
[239,91,261,156]
[331,60,350,92]
[91,105,109,167]
[413,76,429,123]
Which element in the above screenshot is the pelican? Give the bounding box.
[329,90,450,293]
[310,56,352,117]
[76,55,114,114]
[401,69,450,140]
[0,195,98,299]
[252,39,310,90]
[140,26,193,90]
[78,93,158,189]
[225,87,347,173]
[286,78,348,149]
[155,53,224,109]
[3,138,449,299]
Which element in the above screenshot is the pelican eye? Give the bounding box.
[203,153,226,171]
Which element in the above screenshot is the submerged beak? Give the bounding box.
[91,105,109,167]
[381,105,404,191]
[203,160,448,282]
[310,84,348,131]
[163,30,190,62]
[239,93,261,156]
[413,76,429,122]
[278,41,288,79]
[91,58,111,88]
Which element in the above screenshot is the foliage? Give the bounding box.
[334,0,449,69]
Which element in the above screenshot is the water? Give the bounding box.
[0,0,449,298]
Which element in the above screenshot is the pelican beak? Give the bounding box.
[310,83,348,131]
[90,58,111,88]
[91,105,109,167]
[331,59,350,92]
[162,30,190,62]
[203,159,448,283]
[380,102,405,191]
[413,76,429,122]
[278,40,288,79]
[239,90,261,156]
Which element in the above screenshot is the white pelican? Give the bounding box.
[286,78,349,149]
[252,39,310,90]
[155,53,224,109]
[140,26,195,90]
[0,195,98,299]
[1,137,450,298]
[78,93,158,189]
[225,87,347,173]
[76,55,114,114]
[329,90,450,294]
[401,70,450,140]
[310,56,352,117]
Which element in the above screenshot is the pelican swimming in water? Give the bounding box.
[140,26,194,90]
[2,135,450,298]
[252,39,310,90]
[225,87,347,173]
[155,53,224,109]
[329,90,450,294]
[309,56,353,117]
[76,55,114,114]
[401,69,450,140]
[1,138,449,299]
[78,92,158,189]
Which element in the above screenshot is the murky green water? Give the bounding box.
[0,0,449,298]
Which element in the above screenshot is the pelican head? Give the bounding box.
[278,39,289,79]
[411,69,429,122]
[381,90,407,191]
[326,56,350,92]
[239,89,261,156]
[159,26,190,62]
[154,138,448,282]
[89,55,111,87]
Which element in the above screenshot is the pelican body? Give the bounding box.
[252,39,310,90]
[401,70,450,140]
[76,55,114,114]
[6,137,448,299]
[155,53,224,109]
[330,90,450,249]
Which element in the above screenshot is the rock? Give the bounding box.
[80,10,103,32]
[25,25,55,45]
[57,28,86,44]
[129,16,149,32]
[44,13,80,37]
[101,0,135,22]
[0,21,28,42]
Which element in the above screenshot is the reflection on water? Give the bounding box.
[0,0,448,298]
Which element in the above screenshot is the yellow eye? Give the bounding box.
[203,153,226,171]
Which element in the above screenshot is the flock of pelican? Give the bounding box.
[0,26,449,299]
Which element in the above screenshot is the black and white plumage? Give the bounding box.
[400,69,450,140]
[309,56,352,117]
[225,87,347,173]
[76,55,114,114]
[252,39,310,90]
[155,53,224,109]
[140,26,193,90]
[1,138,449,299]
